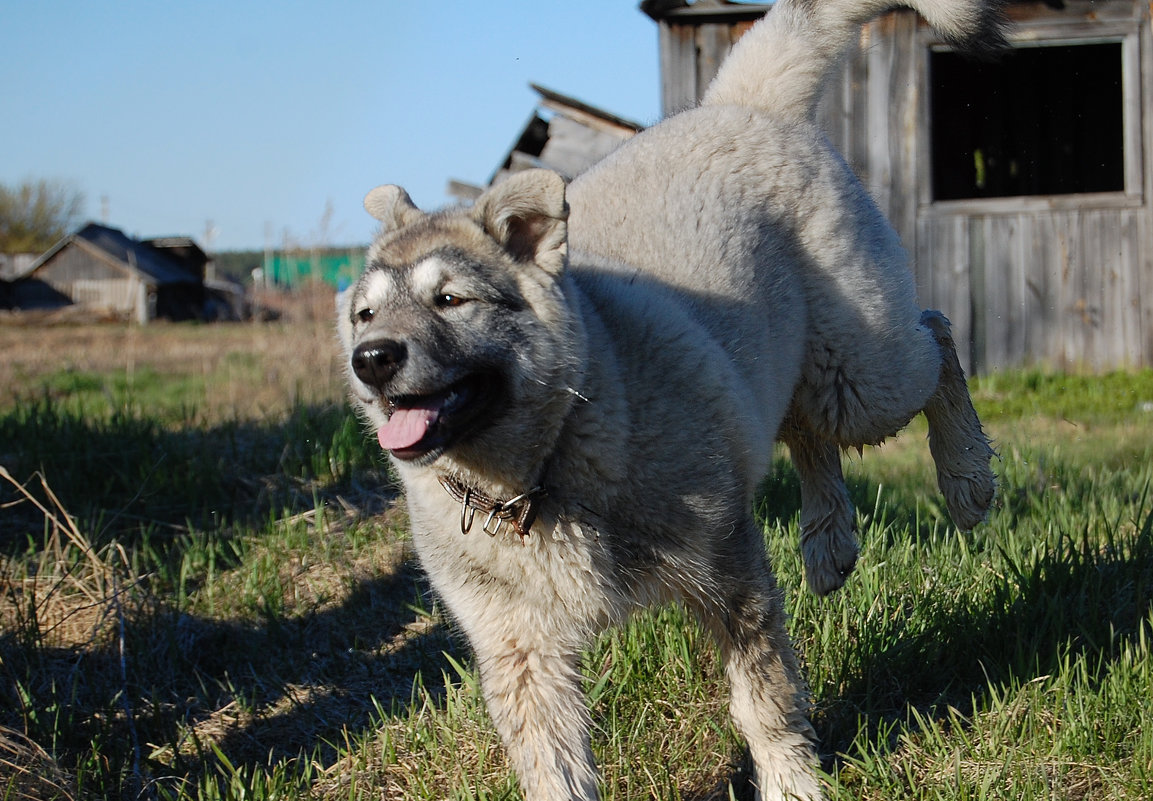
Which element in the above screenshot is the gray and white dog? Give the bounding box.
[338,0,1001,797]
[566,0,1000,598]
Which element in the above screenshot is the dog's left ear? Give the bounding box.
[364,185,424,232]
[473,169,568,276]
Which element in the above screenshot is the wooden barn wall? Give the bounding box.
[39,243,142,316]
[661,1,1153,373]
[657,17,757,113]
[917,207,1149,372]
[911,1,1151,373]
[41,244,123,284]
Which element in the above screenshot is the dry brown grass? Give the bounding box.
[0,294,435,798]
[0,285,347,423]
[0,467,125,649]
[9,299,1146,800]
[0,466,130,799]
[1,455,425,800]
[0,724,76,801]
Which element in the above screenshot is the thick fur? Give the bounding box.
[339,0,1001,798]
[566,0,1000,596]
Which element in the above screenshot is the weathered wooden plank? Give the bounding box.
[981,215,1028,370]
[916,214,974,373]
[1088,210,1122,368]
[1138,8,1153,368]
[888,12,921,255]
[1057,209,1084,370]
[934,196,1147,372]
[858,12,923,252]
[1023,214,1062,367]
[1112,210,1141,366]
[49,242,127,283]
[1087,208,1143,369]
[982,216,1012,369]
[844,29,872,179]
[1084,211,1107,368]
[1137,208,1153,368]
[1121,30,1144,198]
[816,24,870,163]
[73,278,136,312]
[694,22,733,99]
[538,115,630,179]
[1006,0,1141,29]
[1143,217,1153,368]
[660,23,699,115]
[968,216,988,373]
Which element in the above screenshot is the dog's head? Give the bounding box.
[339,169,584,481]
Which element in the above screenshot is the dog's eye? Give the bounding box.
[356,307,375,323]
[435,293,467,309]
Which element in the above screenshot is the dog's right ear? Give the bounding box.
[472,169,569,277]
[364,185,424,231]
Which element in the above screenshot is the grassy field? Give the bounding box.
[1,315,1151,800]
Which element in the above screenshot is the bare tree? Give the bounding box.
[0,179,85,253]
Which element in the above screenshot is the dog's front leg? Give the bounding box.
[474,635,599,800]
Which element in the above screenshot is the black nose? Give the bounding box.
[351,340,407,390]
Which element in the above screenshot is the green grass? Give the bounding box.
[972,368,1153,422]
[1,335,1151,800]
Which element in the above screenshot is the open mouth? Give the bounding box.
[377,373,502,462]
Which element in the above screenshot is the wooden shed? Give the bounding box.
[449,84,645,201]
[11,223,206,323]
[643,0,1153,373]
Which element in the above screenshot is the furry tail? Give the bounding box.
[701,0,1006,119]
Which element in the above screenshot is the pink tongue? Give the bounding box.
[377,404,441,451]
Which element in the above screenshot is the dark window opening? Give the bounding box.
[930,42,1124,201]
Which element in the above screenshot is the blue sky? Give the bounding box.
[1,1,661,252]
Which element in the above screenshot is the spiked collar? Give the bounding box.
[437,475,547,540]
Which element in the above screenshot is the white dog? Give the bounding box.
[339,0,1001,797]
[566,0,998,596]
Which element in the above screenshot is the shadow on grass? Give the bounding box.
[752,451,1153,789]
[0,400,384,547]
[153,558,459,770]
[0,556,459,797]
[758,449,956,545]
[5,405,1152,799]
[819,496,1149,774]
[0,400,465,793]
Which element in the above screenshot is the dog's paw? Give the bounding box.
[922,308,997,531]
[800,514,859,596]
[937,457,996,531]
[930,424,997,531]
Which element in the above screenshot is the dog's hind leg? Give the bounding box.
[781,421,859,596]
[698,533,823,800]
[920,310,996,530]
[472,634,599,800]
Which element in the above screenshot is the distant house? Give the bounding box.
[643,0,1153,373]
[5,223,207,323]
[448,84,646,201]
[0,253,37,282]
